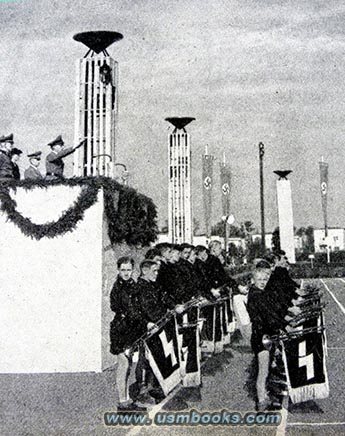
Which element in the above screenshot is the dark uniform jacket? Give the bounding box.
[157,261,176,310]
[264,266,299,330]
[0,150,14,179]
[247,284,276,354]
[46,147,74,178]
[247,274,297,354]
[181,260,204,301]
[157,261,185,309]
[12,163,20,180]
[194,258,216,301]
[204,254,228,289]
[24,166,43,180]
[175,259,196,302]
[136,277,167,324]
[109,277,143,355]
[204,254,238,296]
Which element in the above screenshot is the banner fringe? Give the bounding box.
[289,381,329,404]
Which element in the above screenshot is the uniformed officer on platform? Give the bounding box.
[45,135,85,180]
[10,148,23,180]
[0,133,15,179]
[24,151,43,180]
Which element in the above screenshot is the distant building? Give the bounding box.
[252,233,274,251]
[294,235,303,252]
[314,228,345,252]
[193,235,208,247]
[228,237,247,250]
[251,233,303,252]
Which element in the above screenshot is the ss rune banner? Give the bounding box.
[214,302,224,354]
[222,296,232,345]
[202,152,215,237]
[319,160,328,236]
[144,315,181,396]
[177,306,201,387]
[199,300,226,354]
[281,316,329,404]
[220,161,231,217]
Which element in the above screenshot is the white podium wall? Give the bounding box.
[0,186,102,373]
[0,185,147,373]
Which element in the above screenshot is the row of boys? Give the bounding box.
[109,240,237,412]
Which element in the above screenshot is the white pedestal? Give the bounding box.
[276,179,296,263]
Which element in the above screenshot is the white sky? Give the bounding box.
[1,0,345,232]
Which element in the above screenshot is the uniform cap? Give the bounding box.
[10,147,22,156]
[27,151,42,160]
[0,133,14,143]
[48,135,64,147]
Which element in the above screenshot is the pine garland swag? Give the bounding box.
[0,177,158,246]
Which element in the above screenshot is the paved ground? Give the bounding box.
[1,278,344,436]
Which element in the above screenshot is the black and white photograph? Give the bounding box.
[0,0,344,435]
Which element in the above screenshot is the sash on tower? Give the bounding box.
[220,159,231,217]
[202,150,215,237]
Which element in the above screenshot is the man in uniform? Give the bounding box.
[0,133,15,179]
[10,148,23,180]
[24,151,43,180]
[45,135,85,180]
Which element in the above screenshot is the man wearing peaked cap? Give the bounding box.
[0,133,15,179]
[45,135,86,180]
[24,151,43,180]
[0,133,14,144]
[10,147,23,180]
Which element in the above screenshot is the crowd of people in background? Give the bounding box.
[109,240,301,412]
[0,133,85,180]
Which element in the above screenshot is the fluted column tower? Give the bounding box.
[73,31,123,177]
[165,117,195,244]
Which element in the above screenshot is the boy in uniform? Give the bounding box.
[110,257,146,412]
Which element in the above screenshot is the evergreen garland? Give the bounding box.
[0,177,158,246]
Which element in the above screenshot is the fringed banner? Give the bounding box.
[200,305,215,354]
[214,303,224,354]
[281,316,329,404]
[144,315,181,396]
[222,298,232,345]
[177,306,201,387]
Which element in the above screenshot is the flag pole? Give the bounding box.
[259,142,266,254]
